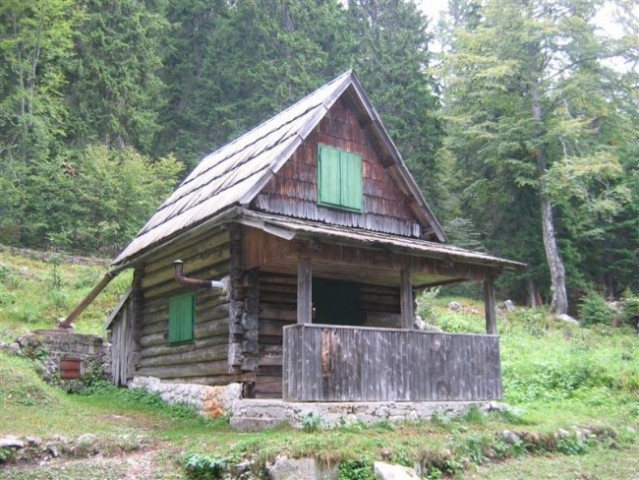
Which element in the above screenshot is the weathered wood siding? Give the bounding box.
[133,228,239,385]
[109,295,136,386]
[253,97,423,237]
[283,325,502,402]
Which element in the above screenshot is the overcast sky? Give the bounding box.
[414,0,629,38]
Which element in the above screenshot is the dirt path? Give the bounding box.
[0,446,183,480]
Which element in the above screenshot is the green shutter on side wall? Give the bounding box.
[318,145,362,212]
[169,293,195,344]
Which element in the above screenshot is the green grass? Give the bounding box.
[2,253,639,478]
[0,251,130,342]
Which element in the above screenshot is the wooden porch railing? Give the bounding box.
[282,324,502,402]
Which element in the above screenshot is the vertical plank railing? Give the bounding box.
[283,324,502,402]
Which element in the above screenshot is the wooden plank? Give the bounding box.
[400,269,414,329]
[281,326,502,401]
[297,256,312,324]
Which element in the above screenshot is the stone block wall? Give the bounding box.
[12,330,111,391]
[129,376,242,418]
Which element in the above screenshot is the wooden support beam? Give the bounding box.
[297,256,312,325]
[484,278,497,334]
[400,269,413,329]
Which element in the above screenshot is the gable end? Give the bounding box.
[252,97,431,238]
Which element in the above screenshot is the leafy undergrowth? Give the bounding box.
[0,250,130,342]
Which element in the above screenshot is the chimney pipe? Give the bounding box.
[174,259,227,290]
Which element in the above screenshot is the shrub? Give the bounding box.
[302,412,324,432]
[578,290,614,326]
[338,460,375,480]
[620,290,639,327]
[182,452,229,480]
[416,287,440,323]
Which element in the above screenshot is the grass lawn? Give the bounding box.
[1,252,639,478]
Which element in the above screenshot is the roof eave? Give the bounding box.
[111,206,242,270]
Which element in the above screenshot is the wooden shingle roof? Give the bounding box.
[114,70,446,266]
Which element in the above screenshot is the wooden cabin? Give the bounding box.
[105,71,523,401]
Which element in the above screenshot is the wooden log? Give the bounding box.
[139,344,229,368]
[258,273,297,286]
[135,360,230,379]
[363,312,401,328]
[297,256,312,324]
[142,261,231,295]
[259,292,297,305]
[400,269,414,330]
[259,304,297,322]
[166,373,255,386]
[258,319,295,337]
[141,249,231,289]
[143,229,229,273]
[140,335,228,359]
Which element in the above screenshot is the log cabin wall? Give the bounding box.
[255,272,297,398]
[253,97,423,238]
[132,227,241,385]
[359,284,402,328]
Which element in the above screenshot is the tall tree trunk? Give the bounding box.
[539,192,568,314]
[529,54,569,315]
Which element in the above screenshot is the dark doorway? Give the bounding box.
[312,277,363,326]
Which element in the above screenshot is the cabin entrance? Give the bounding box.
[312,277,363,326]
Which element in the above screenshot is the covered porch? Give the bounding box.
[239,212,522,402]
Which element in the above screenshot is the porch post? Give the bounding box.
[297,255,312,324]
[400,268,414,329]
[484,277,497,334]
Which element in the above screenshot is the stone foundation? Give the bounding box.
[128,376,242,418]
[12,330,111,392]
[230,399,507,432]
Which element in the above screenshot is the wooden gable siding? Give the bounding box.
[253,269,403,399]
[132,228,245,386]
[253,97,423,238]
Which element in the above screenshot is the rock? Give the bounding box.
[468,308,479,315]
[448,301,462,311]
[556,428,571,438]
[626,426,636,434]
[25,437,41,447]
[373,462,419,480]
[267,455,323,480]
[233,459,253,474]
[556,314,579,325]
[498,300,516,312]
[0,435,24,449]
[8,343,21,355]
[501,430,521,444]
[414,317,426,330]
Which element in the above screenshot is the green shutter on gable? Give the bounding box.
[169,293,195,345]
[340,150,363,211]
[318,145,363,212]
[318,145,341,206]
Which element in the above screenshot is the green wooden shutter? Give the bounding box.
[340,150,363,211]
[318,145,341,206]
[318,145,362,212]
[169,293,195,344]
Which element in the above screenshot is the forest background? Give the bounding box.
[1,0,637,315]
